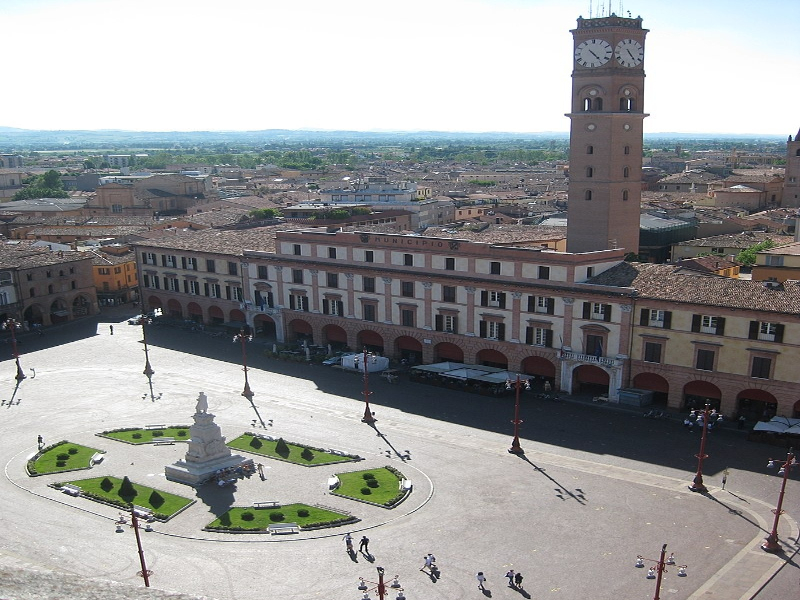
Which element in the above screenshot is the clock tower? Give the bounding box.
[566,14,648,254]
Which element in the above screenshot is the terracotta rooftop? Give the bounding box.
[674,231,793,249]
[0,243,91,269]
[131,225,296,255]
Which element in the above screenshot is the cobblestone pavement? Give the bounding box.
[0,311,797,599]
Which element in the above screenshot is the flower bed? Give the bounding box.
[227,433,359,466]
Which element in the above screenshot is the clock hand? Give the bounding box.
[589,50,601,60]
[627,49,635,60]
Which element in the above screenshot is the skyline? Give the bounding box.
[3,0,799,136]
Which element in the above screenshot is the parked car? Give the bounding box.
[322,355,343,366]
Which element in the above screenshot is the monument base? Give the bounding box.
[165,453,249,486]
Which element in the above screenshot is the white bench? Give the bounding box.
[60,484,82,496]
[145,424,166,430]
[154,437,175,445]
[268,522,300,535]
[399,479,412,491]
[132,505,152,519]
[91,452,104,465]
[254,501,280,509]
[327,476,340,491]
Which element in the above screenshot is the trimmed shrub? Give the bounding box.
[241,511,255,522]
[362,473,376,480]
[360,487,372,495]
[67,447,79,455]
[177,430,188,437]
[100,477,114,492]
[149,490,165,508]
[297,508,310,518]
[57,453,70,461]
[250,436,263,449]
[151,430,164,437]
[56,461,67,467]
[132,433,142,440]
[367,479,379,488]
[300,447,314,461]
[275,438,290,458]
[118,476,137,501]
[269,512,285,522]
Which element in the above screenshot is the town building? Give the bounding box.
[783,129,800,207]
[89,246,139,306]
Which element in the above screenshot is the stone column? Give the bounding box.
[309,269,320,313]
[465,287,477,336]
[345,273,355,318]
[510,292,522,343]
[381,277,393,324]
[422,281,433,330]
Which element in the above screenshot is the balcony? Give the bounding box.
[560,350,622,368]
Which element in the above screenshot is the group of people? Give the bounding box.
[683,408,724,432]
[476,569,525,590]
[343,533,370,555]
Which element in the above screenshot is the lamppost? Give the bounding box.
[115,506,153,588]
[233,327,266,429]
[635,544,687,600]
[689,403,711,493]
[2,318,26,382]
[136,309,162,402]
[355,349,376,424]
[357,566,405,600]
[761,449,797,553]
[505,375,530,454]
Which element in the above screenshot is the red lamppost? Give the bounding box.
[355,349,376,424]
[761,449,797,553]
[506,376,530,455]
[357,566,405,600]
[234,327,266,429]
[2,318,26,382]
[689,403,711,493]
[115,506,153,588]
[635,544,687,600]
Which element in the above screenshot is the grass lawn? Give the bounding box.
[207,503,353,531]
[227,433,355,466]
[100,426,190,444]
[62,476,193,519]
[331,467,405,507]
[30,441,102,475]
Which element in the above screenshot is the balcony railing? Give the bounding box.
[560,350,621,367]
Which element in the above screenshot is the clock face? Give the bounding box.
[615,39,644,67]
[574,39,612,68]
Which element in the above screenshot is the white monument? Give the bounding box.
[165,392,249,486]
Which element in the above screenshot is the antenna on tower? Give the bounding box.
[589,0,593,18]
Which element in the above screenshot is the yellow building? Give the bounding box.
[90,246,138,306]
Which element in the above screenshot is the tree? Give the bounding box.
[12,169,68,201]
[118,476,138,501]
[736,239,776,267]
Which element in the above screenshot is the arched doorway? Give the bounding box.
[572,364,609,395]
[633,372,670,406]
[736,389,778,422]
[683,380,722,411]
[50,299,69,325]
[255,314,277,340]
[289,319,313,344]
[794,399,800,419]
[71,295,92,318]
[208,306,224,325]
[476,349,507,369]
[395,336,423,365]
[187,302,203,323]
[434,342,463,363]
[357,330,383,354]
[23,304,44,326]
[167,299,183,319]
[230,308,245,323]
[521,355,557,391]
[322,324,348,350]
[147,296,163,313]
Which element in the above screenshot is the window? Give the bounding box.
[624,146,630,155]
[48,284,54,294]
[695,349,715,371]
[29,287,35,297]
[435,314,458,333]
[289,294,309,311]
[206,259,215,272]
[143,252,157,265]
[205,283,221,298]
[623,167,630,178]
[643,342,662,363]
[527,296,555,315]
[445,257,455,270]
[98,267,110,275]
[26,273,33,281]
[751,356,772,379]
[586,167,593,178]
[293,244,301,256]
[749,321,784,342]
[585,190,592,201]
[328,247,337,259]
[365,250,374,263]
[490,262,501,275]
[401,281,414,298]
[401,309,415,327]
[587,266,594,278]
[0,291,8,306]
[228,262,238,276]
[765,255,784,266]
[583,302,611,322]
[168,278,180,292]
[525,326,553,347]
[228,286,243,301]
[363,276,375,293]
[257,265,268,279]
[442,285,456,303]
[327,273,339,288]
[622,190,629,201]
[692,315,725,335]
[323,299,344,316]
[640,309,671,329]
[292,269,303,284]
[188,280,200,295]
[587,145,594,154]
[46,270,52,278]
[403,253,413,266]
[363,303,376,322]
[163,255,176,268]
[254,290,274,309]
[538,266,550,280]
[181,257,197,270]
[479,320,505,341]
[586,334,604,357]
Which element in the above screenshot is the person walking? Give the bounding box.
[109,325,114,335]
[505,569,516,586]
[476,572,486,590]
[343,532,353,553]
[37,435,44,449]
[514,572,524,589]
[421,553,436,572]
[359,535,369,553]
[256,463,265,480]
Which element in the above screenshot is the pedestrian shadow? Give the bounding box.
[362,551,375,563]
[371,423,411,461]
[514,454,587,505]
[348,549,359,563]
[725,490,750,504]
[421,568,439,583]
[703,492,764,532]
[480,588,492,597]
[512,587,531,599]
[2,379,23,408]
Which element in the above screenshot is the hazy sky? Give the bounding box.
[3,0,798,135]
